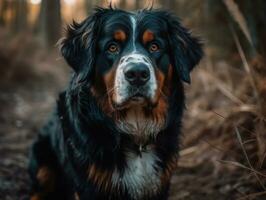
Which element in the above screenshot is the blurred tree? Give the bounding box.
[36,0,62,47]
[236,0,266,55]
[11,0,28,32]
[120,0,126,9]
[85,0,94,14]
[173,0,266,58]
[99,0,108,7]
[0,0,8,26]
[135,0,140,9]
[160,0,176,10]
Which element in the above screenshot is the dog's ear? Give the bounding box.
[59,8,106,82]
[166,13,203,83]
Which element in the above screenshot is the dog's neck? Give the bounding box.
[115,105,166,144]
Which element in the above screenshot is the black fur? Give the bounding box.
[29,7,203,200]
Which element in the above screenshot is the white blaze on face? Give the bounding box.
[113,15,157,105]
[130,15,137,52]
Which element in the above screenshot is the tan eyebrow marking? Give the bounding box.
[114,30,126,42]
[143,30,155,44]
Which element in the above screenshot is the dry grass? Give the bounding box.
[223,0,253,46]
[175,1,266,197]
[175,51,266,198]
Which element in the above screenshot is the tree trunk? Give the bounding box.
[85,0,94,15]
[120,0,126,9]
[161,0,176,10]
[135,0,140,10]
[46,0,62,46]
[0,0,8,26]
[36,0,62,47]
[11,0,28,32]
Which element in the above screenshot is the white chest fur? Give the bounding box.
[112,150,162,199]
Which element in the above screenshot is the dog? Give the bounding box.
[29,6,203,200]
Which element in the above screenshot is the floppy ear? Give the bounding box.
[167,13,203,83]
[59,8,106,82]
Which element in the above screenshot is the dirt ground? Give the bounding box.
[0,33,265,200]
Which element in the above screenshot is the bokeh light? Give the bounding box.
[64,0,76,5]
[30,0,41,5]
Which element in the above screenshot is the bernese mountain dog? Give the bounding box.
[29,6,203,200]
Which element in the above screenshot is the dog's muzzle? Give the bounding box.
[114,53,157,106]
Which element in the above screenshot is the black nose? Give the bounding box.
[124,63,150,86]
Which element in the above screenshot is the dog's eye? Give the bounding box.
[149,43,159,52]
[108,43,119,53]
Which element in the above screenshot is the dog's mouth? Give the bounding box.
[111,89,156,110]
[130,92,146,101]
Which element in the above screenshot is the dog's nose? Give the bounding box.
[124,64,150,86]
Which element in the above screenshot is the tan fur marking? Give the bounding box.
[36,166,55,192]
[156,68,166,93]
[114,30,126,42]
[143,30,155,44]
[30,167,55,200]
[152,97,168,128]
[161,155,178,184]
[91,64,117,117]
[165,64,174,93]
[30,194,42,200]
[87,164,113,192]
[152,68,167,123]
[102,66,117,115]
[154,64,174,102]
